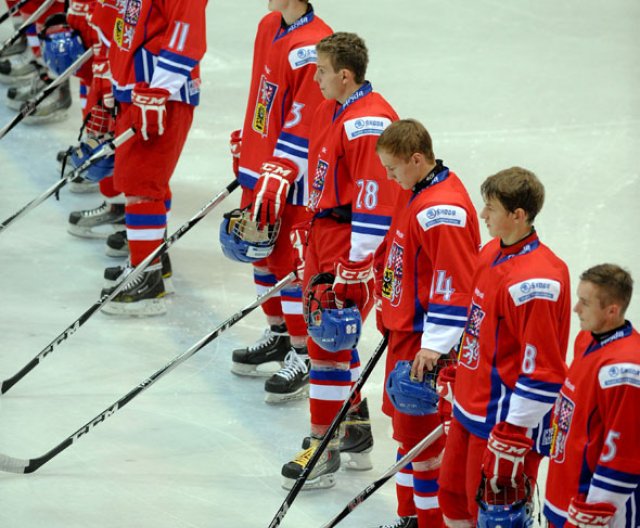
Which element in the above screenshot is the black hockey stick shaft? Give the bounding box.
[320,424,445,528]
[0,0,55,55]
[0,0,32,26]
[267,334,389,528]
[0,178,240,395]
[0,273,296,474]
[0,127,134,235]
[0,46,93,141]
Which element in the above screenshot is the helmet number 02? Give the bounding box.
[346,323,358,335]
[356,179,379,210]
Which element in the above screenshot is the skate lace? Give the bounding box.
[247,328,276,352]
[382,517,417,528]
[292,445,315,468]
[82,202,110,217]
[275,350,308,381]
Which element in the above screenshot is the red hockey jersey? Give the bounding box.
[307,82,400,262]
[237,8,332,206]
[453,231,571,441]
[89,0,118,49]
[108,0,207,105]
[380,164,480,353]
[544,322,640,528]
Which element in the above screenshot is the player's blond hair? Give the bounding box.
[580,264,633,315]
[376,119,435,163]
[481,167,545,223]
[316,32,368,84]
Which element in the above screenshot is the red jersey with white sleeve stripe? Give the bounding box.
[544,322,640,528]
[237,8,332,206]
[453,231,571,442]
[307,82,400,262]
[108,0,207,105]
[380,162,480,354]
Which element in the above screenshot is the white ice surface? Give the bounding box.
[0,1,638,527]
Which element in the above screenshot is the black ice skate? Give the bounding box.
[67,200,125,239]
[264,347,309,403]
[230,323,290,377]
[106,229,129,257]
[23,79,72,125]
[373,517,418,528]
[281,434,340,490]
[103,252,174,295]
[101,263,166,317]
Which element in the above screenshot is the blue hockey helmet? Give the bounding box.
[304,273,362,353]
[40,14,86,77]
[219,208,280,263]
[62,137,115,183]
[385,360,439,416]
[476,476,534,528]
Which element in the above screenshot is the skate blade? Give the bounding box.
[67,223,123,240]
[0,71,37,86]
[341,450,373,471]
[23,110,69,125]
[105,246,129,258]
[101,297,167,317]
[69,181,100,194]
[264,384,309,404]
[230,361,284,378]
[4,97,25,111]
[281,472,336,491]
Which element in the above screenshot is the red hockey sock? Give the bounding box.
[125,200,166,266]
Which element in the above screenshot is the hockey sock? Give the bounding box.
[309,366,352,429]
[24,23,39,57]
[281,283,306,340]
[125,200,166,266]
[253,267,283,319]
[396,447,416,517]
[79,81,88,114]
[413,467,442,528]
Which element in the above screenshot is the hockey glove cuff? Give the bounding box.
[229,129,242,176]
[482,421,533,493]
[436,364,456,435]
[567,497,616,528]
[333,254,374,312]
[131,82,170,141]
[251,158,298,228]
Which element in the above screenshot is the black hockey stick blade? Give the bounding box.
[0,272,296,474]
[0,178,240,394]
[320,424,445,528]
[0,128,134,235]
[0,0,55,55]
[0,46,93,141]
[267,334,389,528]
[0,0,32,27]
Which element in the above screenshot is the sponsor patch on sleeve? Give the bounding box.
[598,362,640,389]
[508,278,561,306]
[288,46,318,69]
[344,117,392,141]
[416,205,467,232]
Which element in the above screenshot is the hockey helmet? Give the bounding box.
[476,476,534,528]
[385,360,440,416]
[219,208,280,263]
[304,273,362,353]
[40,14,86,77]
[62,137,115,183]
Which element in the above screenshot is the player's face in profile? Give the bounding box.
[574,280,610,333]
[314,53,343,101]
[377,150,420,190]
[480,197,515,241]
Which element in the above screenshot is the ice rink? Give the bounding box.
[0,1,639,527]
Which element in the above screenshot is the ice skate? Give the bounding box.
[0,32,27,60]
[67,200,125,239]
[4,63,50,110]
[264,347,309,403]
[0,56,39,85]
[58,143,100,193]
[103,253,174,295]
[22,79,72,124]
[105,230,129,257]
[372,517,418,528]
[281,434,340,490]
[101,263,166,317]
[230,323,290,377]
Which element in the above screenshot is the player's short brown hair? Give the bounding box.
[580,264,633,314]
[376,119,435,163]
[481,167,545,223]
[316,32,368,84]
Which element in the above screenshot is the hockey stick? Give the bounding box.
[0,126,134,235]
[0,46,93,141]
[0,0,33,27]
[320,424,445,528]
[0,179,240,394]
[0,272,296,474]
[267,334,389,528]
[0,0,55,55]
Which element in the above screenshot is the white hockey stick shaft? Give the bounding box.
[0,0,33,26]
[0,0,56,54]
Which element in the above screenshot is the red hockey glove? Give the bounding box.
[66,0,95,48]
[229,129,242,176]
[90,52,114,110]
[131,82,170,141]
[333,254,374,311]
[482,421,533,493]
[436,364,456,435]
[251,158,298,228]
[290,221,310,283]
[567,497,616,528]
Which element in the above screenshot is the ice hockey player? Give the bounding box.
[280,32,401,490]
[97,0,207,316]
[544,264,640,528]
[437,167,572,526]
[227,0,332,403]
[373,119,480,528]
